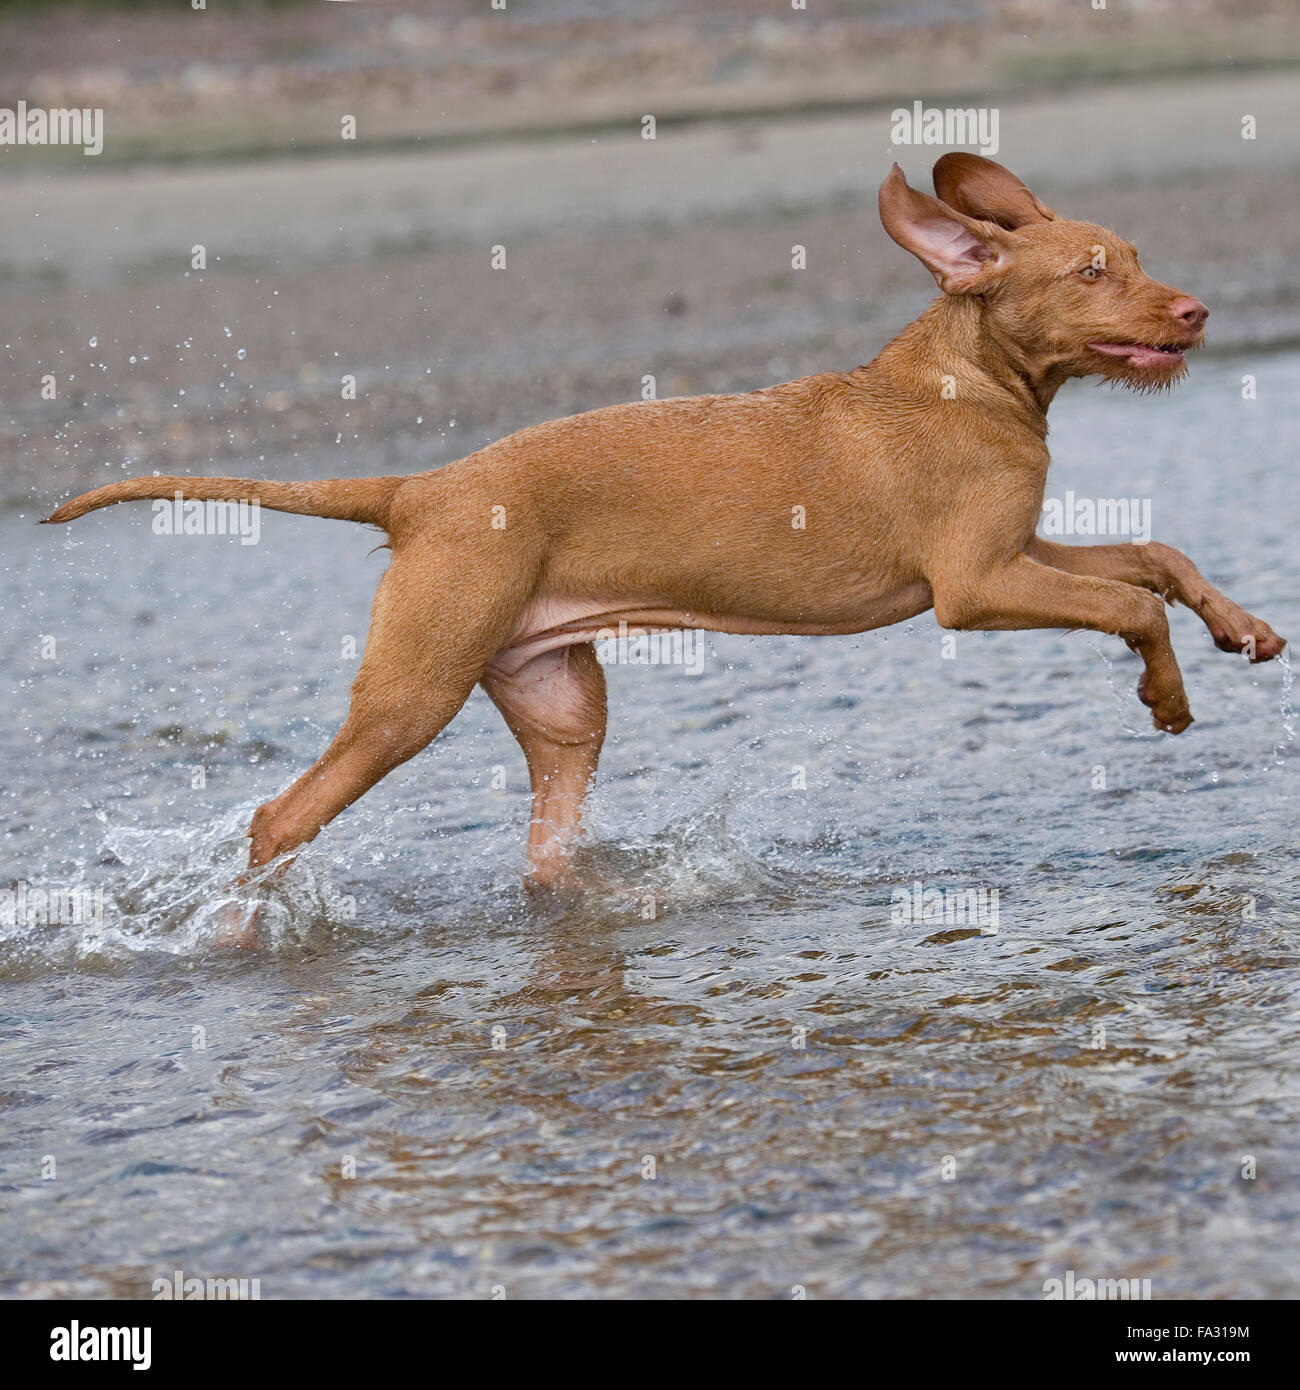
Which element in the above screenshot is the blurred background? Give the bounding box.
[2,0,1298,496]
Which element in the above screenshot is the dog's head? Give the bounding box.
[879,155,1207,392]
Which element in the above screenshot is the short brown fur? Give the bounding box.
[46,156,1283,893]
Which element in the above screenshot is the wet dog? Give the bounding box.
[45,155,1284,889]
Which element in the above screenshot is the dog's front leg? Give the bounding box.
[931,552,1192,732]
[1027,538,1285,662]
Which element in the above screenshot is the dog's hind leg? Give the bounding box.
[482,642,608,890]
[246,551,531,870]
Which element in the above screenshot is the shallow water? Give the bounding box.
[2,352,1299,1299]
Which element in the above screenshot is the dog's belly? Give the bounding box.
[492,583,933,675]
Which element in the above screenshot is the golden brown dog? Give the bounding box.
[45,155,1284,890]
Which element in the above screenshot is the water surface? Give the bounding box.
[2,353,1298,1298]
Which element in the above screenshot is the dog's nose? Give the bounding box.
[1169,296,1209,332]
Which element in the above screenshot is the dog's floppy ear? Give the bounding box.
[878,163,1010,295]
[932,153,1056,229]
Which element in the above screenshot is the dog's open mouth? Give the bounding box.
[1086,341,1189,369]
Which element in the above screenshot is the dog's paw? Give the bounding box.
[1138,673,1194,734]
[214,900,267,949]
[1208,608,1285,663]
[1150,702,1194,735]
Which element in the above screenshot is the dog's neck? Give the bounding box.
[869,294,1070,426]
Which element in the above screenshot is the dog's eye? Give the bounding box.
[1078,265,1103,281]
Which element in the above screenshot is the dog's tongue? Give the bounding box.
[1089,341,1183,368]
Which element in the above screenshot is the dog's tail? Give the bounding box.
[41,474,403,529]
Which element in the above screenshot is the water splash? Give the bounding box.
[1273,647,1295,767]
[1087,637,1158,738]
[0,805,370,972]
[579,791,792,916]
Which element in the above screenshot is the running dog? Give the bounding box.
[45,155,1284,888]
